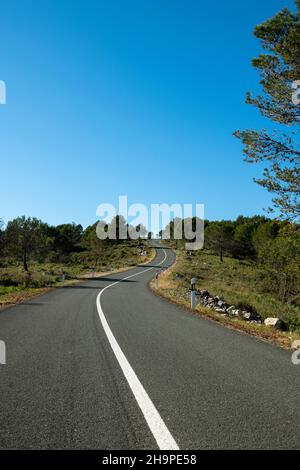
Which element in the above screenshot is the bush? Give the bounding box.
[286,315,300,332]
[0,275,19,287]
[255,225,300,303]
[0,285,23,295]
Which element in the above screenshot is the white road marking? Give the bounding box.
[96,248,179,450]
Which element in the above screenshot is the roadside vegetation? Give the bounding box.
[0,216,153,308]
[152,215,300,347]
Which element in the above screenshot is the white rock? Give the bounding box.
[264,317,280,327]
[227,306,235,312]
[243,311,252,321]
[232,310,240,316]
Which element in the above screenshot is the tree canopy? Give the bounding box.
[234,1,300,220]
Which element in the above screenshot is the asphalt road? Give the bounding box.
[0,245,300,450]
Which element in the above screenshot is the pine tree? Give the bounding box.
[234,1,300,220]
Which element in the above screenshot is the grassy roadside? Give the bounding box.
[0,244,156,311]
[150,247,300,350]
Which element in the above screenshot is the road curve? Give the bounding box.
[0,245,300,449]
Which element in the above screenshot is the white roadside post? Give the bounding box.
[62,273,65,286]
[0,340,6,365]
[155,272,159,289]
[191,277,196,309]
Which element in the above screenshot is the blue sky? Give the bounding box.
[0,0,296,228]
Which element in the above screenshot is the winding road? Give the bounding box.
[0,245,300,449]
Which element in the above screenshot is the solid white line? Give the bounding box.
[96,248,179,450]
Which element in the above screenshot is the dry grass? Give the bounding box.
[150,250,300,350]
[0,244,156,311]
[0,288,50,310]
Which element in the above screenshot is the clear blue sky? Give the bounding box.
[0,0,296,228]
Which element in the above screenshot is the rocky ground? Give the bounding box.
[193,289,286,330]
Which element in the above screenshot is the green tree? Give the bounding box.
[81,222,106,269]
[232,216,267,259]
[205,221,234,262]
[4,216,49,271]
[233,223,256,259]
[52,223,83,256]
[234,1,300,220]
[256,224,300,302]
[252,219,281,254]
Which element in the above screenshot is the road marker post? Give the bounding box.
[155,272,159,289]
[191,277,196,309]
[0,340,6,365]
[62,273,65,286]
